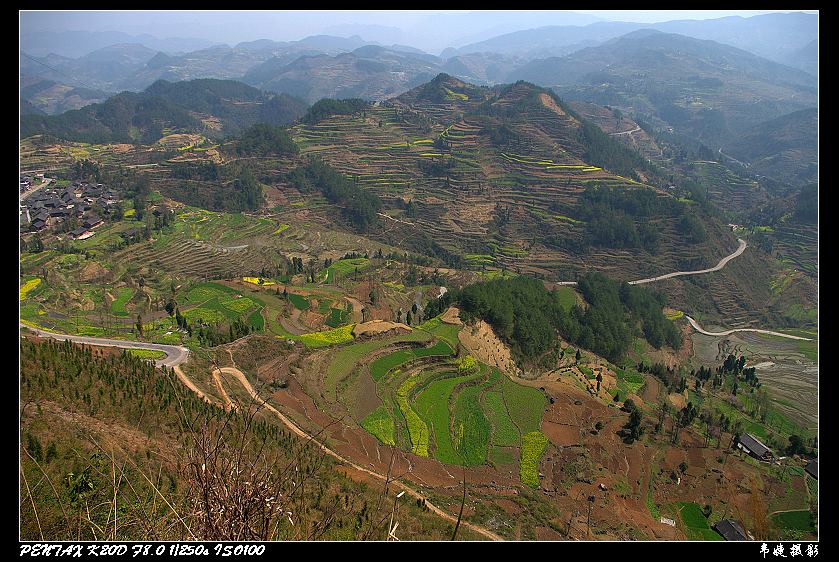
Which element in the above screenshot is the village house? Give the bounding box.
[83,215,104,229]
[68,226,94,240]
[805,459,817,479]
[713,519,750,541]
[735,433,774,462]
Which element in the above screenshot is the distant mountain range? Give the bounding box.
[242,45,441,103]
[511,30,816,146]
[19,15,817,188]
[444,12,818,74]
[20,78,307,144]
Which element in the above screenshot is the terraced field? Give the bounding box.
[313,314,552,485]
[286,82,735,288]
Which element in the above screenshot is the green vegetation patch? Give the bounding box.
[360,406,396,446]
[451,384,491,466]
[414,372,477,464]
[520,431,548,487]
[298,324,355,348]
[219,296,257,314]
[483,390,520,447]
[489,446,516,466]
[287,293,310,311]
[555,286,577,311]
[110,287,134,316]
[323,331,432,402]
[397,378,430,457]
[370,341,454,381]
[502,378,547,435]
[325,307,351,328]
[416,316,461,348]
[186,282,238,303]
[247,309,264,330]
[772,510,816,533]
[674,502,722,540]
[125,349,167,360]
[182,306,227,324]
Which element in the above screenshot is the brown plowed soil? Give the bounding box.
[458,319,519,377]
[542,421,581,447]
[353,320,412,337]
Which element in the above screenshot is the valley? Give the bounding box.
[20,10,817,544]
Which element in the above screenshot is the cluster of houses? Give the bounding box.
[20,173,43,195]
[710,433,818,540]
[20,180,121,240]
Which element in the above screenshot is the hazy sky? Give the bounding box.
[576,10,816,22]
[20,10,818,53]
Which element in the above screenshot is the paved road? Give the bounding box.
[556,238,747,286]
[20,324,190,367]
[684,316,814,341]
[610,126,641,137]
[628,238,748,285]
[718,147,749,168]
[20,177,53,202]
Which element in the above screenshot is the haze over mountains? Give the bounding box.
[20,11,817,187]
[21,12,817,110]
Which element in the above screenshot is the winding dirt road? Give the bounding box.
[19,231,808,539]
[212,362,504,541]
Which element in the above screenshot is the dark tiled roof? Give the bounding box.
[714,519,748,541]
[739,433,772,458]
[805,459,818,479]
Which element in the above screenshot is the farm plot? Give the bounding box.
[369,340,454,381]
[110,287,134,316]
[322,257,370,284]
[519,431,548,488]
[451,382,492,466]
[771,510,817,537]
[673,502,723,541]
[413,371,481,464]
[322,330,433,402]
[416,316,462,348]
[181,281,265,328]
[397,377,431,457]
[298,324,355,348]
[20,278,43,301]
[360,405,396,446]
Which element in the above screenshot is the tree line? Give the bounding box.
[427,272,681,365]
[287,158,381,231]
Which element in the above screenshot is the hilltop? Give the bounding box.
[511,31,817,147]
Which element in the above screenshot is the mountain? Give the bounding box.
[721,108,818,186]
[20,78,308,143]
[20,99,45,116]
[446,12,818,68]
[510,31,817,146]
[20,29,218,58]
[243,47,441,104]
[21,44,158,91]
[443,21,643,59]
[405,10,603,53]
[652,12,818,69]
[441,52,524,85]
[780,39,818,76]
[20,76,110,115]
[20,34,412,101]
